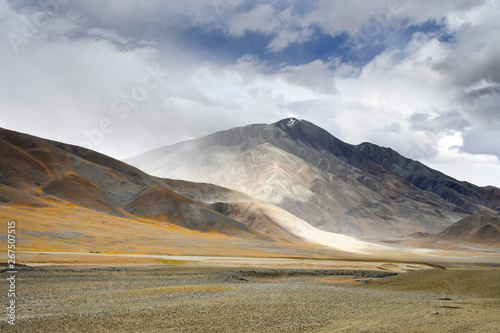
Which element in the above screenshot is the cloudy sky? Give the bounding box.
[1,0,499,187]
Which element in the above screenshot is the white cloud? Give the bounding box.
[302,0,394,36]
[267,27,313,53]
[0,0,499,187]
[228,3,279,36]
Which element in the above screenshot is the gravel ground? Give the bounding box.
[1,265,499,332]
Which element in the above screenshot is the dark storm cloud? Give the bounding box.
[461,127,500,159]
[410,110,471,133]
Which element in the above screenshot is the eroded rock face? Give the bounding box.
[127,118,500,238]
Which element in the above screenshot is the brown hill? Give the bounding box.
[0,127,265,239]
[436,215,500,244]
[125,186,259,235]
[42,173,125,217]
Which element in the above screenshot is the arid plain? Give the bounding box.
[1,252,499,332]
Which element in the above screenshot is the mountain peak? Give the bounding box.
[271,117,357,159]
[273,117,302,128]
[126,119,500,237]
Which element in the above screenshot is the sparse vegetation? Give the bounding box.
[113,285,235,296]
[155,259,190,265]
[1,265,498,332]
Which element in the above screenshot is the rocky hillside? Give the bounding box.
[436,215,500,244]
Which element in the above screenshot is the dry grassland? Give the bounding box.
[1,262,498,332]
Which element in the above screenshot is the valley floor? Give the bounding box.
[1,257,499,332]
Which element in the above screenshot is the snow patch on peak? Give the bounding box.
[287,118,300,128]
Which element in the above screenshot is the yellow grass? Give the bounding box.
[0,205,332,260]
[155,259,190,265]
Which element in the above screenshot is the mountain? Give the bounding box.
[0,127,394,257]
[126,118,500,238]
[161,179,393,254]
[394,215,500,250]
[0,127,259,237]
[436,215,500,244]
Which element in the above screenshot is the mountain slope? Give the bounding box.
[436,215,500,244]
[1,127,402,256]
[161,178,394,253]
[126,118,500,238]
[0,127,268,238]
[356,143,499,213]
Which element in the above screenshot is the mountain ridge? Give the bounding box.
[436,215,500,244]
[0,127,262,237]
[275,118,498,212]
[1,126,402,256]
[126,118,499,238]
